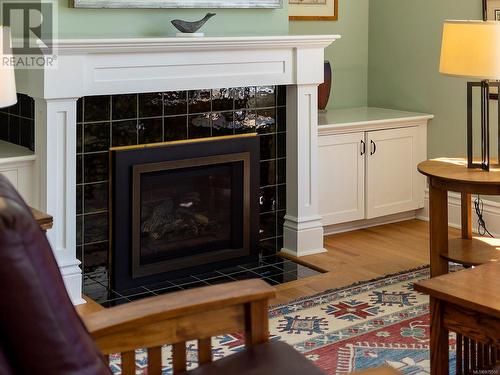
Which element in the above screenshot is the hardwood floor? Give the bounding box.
[78,219,445,314]
[271,219,435,305]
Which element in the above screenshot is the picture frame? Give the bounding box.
[72,0,282,8]
[288,0,338,21]
[484,0,500,99]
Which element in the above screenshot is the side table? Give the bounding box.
[418,158,500,277]
[414,262,499,375]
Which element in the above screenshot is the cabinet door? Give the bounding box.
[319,132,365,225]
[366,126,421,219]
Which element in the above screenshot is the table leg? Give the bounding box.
[429,182,449,277]
[461,192,472,239]
[430,297,449,375]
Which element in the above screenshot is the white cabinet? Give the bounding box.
[318,107,432,228]
[366,127,422,219]
[319,132,365,224]
[0,140,35,205]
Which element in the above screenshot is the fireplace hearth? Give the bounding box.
[111,135,259,292]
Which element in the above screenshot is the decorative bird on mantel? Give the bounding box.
[171,13,216,37]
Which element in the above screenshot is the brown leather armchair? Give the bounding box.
[0,174,325,375]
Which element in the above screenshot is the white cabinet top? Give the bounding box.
[0,140,35,165]
[319,107,433,135]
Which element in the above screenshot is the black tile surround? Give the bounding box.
[0,94,35,151]
[75,85,323,304]
[85,254,322,307]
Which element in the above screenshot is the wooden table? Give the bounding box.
[418,158,500,277]
[414,262,500,375]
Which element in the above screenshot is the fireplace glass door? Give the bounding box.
[132,154,250,278]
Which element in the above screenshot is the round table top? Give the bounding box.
[418,158,500,185]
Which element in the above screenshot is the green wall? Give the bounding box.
[368,0,484,159]
[57,1,288,38]
[290,0,370,109]
[57,0,368,108]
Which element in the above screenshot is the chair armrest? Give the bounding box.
[83,279,275,354]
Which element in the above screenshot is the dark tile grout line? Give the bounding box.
[84,256,320,305]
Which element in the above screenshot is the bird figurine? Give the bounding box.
[171,13,216,37]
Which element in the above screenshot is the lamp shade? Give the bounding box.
[0,26,17,108]
[440,20,500,80]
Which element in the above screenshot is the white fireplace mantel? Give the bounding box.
[16,34,340,304]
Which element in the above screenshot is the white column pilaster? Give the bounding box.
[34,97,85,305]
[282,84,326,257]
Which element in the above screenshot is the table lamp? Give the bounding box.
[0,26,17,108]
[439,20,500,171]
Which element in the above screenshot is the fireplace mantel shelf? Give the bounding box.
[50,34,340,54]
[17,33,340,304]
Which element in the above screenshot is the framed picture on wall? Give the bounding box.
[288,0,338,21]
[485,0,500,99]
[485,0,500,20]
[72,0,282,8]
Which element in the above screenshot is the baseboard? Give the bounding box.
[323,211,418,236]
[416,189,500,237]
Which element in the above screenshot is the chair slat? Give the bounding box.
[456,334,463,375]
[148,346,162,374]
[198,338,212,365]
[478,343,484,368]
[464,337,470,374]
[121,351,135,375]
[471,340,477,370]
[245,300,269,347]
[172,342,187,374]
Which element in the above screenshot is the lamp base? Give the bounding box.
[466,80,500,172]
[467,159,490,171]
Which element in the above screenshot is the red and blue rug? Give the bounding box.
[109,265,456,374]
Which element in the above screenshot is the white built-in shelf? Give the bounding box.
[319,107,433,135]
[0,140,35,165]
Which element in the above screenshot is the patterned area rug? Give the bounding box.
[109,265,457,374]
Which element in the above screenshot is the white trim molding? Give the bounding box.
[16,34,340,303]
[324,211,418,236]
[417,189,500,238]
[72,0,282,8]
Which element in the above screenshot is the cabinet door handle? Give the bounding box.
[360,140,366,155]
[370,140,377,155]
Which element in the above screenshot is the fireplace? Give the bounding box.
[14,35,339,304]
[110,134,259,292]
